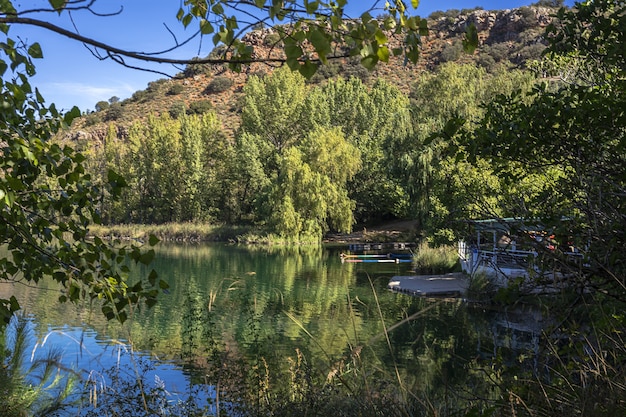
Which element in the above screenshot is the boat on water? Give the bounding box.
[457,218,583,288]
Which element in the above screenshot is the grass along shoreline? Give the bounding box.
[88,220,421,245]
[88,223,254,243]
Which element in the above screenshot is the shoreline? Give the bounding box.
[88,220,419,245]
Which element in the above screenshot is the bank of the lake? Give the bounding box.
[88,219,421,245]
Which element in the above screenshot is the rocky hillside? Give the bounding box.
[67,5,559,144]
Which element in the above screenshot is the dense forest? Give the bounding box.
[67,6,560,243]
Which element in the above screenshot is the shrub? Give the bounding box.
[483,42,511,62]
[532,0,564,6]
[461,6,484,13]
[147,78,167,92]
[130,89,148,103]
[341,57,370,82]
[169,101,186,119]
[428,10,446,20]
[204,76,234,94]
[208,45,228,60]
[515,43,547,64]
[187,100,213,115]
[104,103,124,121]
[307,63,340,84]
[95,100,109,112]
[413,242,459,274]
[184,57,210,77]
[167,84,184,95]
[440,41,463,62]
[83,112,103,126]
[263,32,282,46]
[518,7,538,28]
[477,54,497,71]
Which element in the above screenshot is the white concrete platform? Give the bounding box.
[388,273,469,297]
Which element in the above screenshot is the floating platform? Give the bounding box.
[342,258,413,263]
[340,253,413,263]
[388,273,469,297]
[348,242,414,251]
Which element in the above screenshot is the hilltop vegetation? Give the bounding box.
[64,6,560,242]
[74,6,556,134]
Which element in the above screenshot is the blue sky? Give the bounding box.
[8,1,574,112]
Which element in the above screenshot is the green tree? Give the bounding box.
[455,1,626,413]
[179,113,209,221]
[94,100,109,111]
[306,77,413,222]
[125,114,184,223]
[241,67,309,155]
[398,62,536,235]
[267,127,360,240]
[464,0,625,290]
[0,31,166,323]
[0,0,477,320]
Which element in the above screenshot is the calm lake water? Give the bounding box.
[4,243,543,411]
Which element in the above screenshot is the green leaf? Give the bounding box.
[298,60,318,79]
[377,45,390,63]
[309,29,331,64]
[69,283,80,301]
[148,269,158,286]
[375,30,388,46]
[304,0,319,14]
[28,43,43,59]
[117,311,127,324]
[419,18,429,36]
[0,1,17,15]
[63,106,80,125]
[139,249,155,265]
[211,3,224,15]
[200,20,214,35]
[406,45,420,63]
[9,296,20,312]
[285,44,303,60]
[48,0,65,12]
[148,234,160,246]
[361,55,378,70]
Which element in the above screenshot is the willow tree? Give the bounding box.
[305,77,413,222]
[268,127,360,240]
[396,62,538,237]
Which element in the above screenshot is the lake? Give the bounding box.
[4,243,543,414]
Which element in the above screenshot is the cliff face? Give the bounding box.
[66,6,558,143]
[434,7,555,42]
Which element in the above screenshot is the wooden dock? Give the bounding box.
[388,273,469,297]
[347,242,414,251]
[340,253,413,263]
